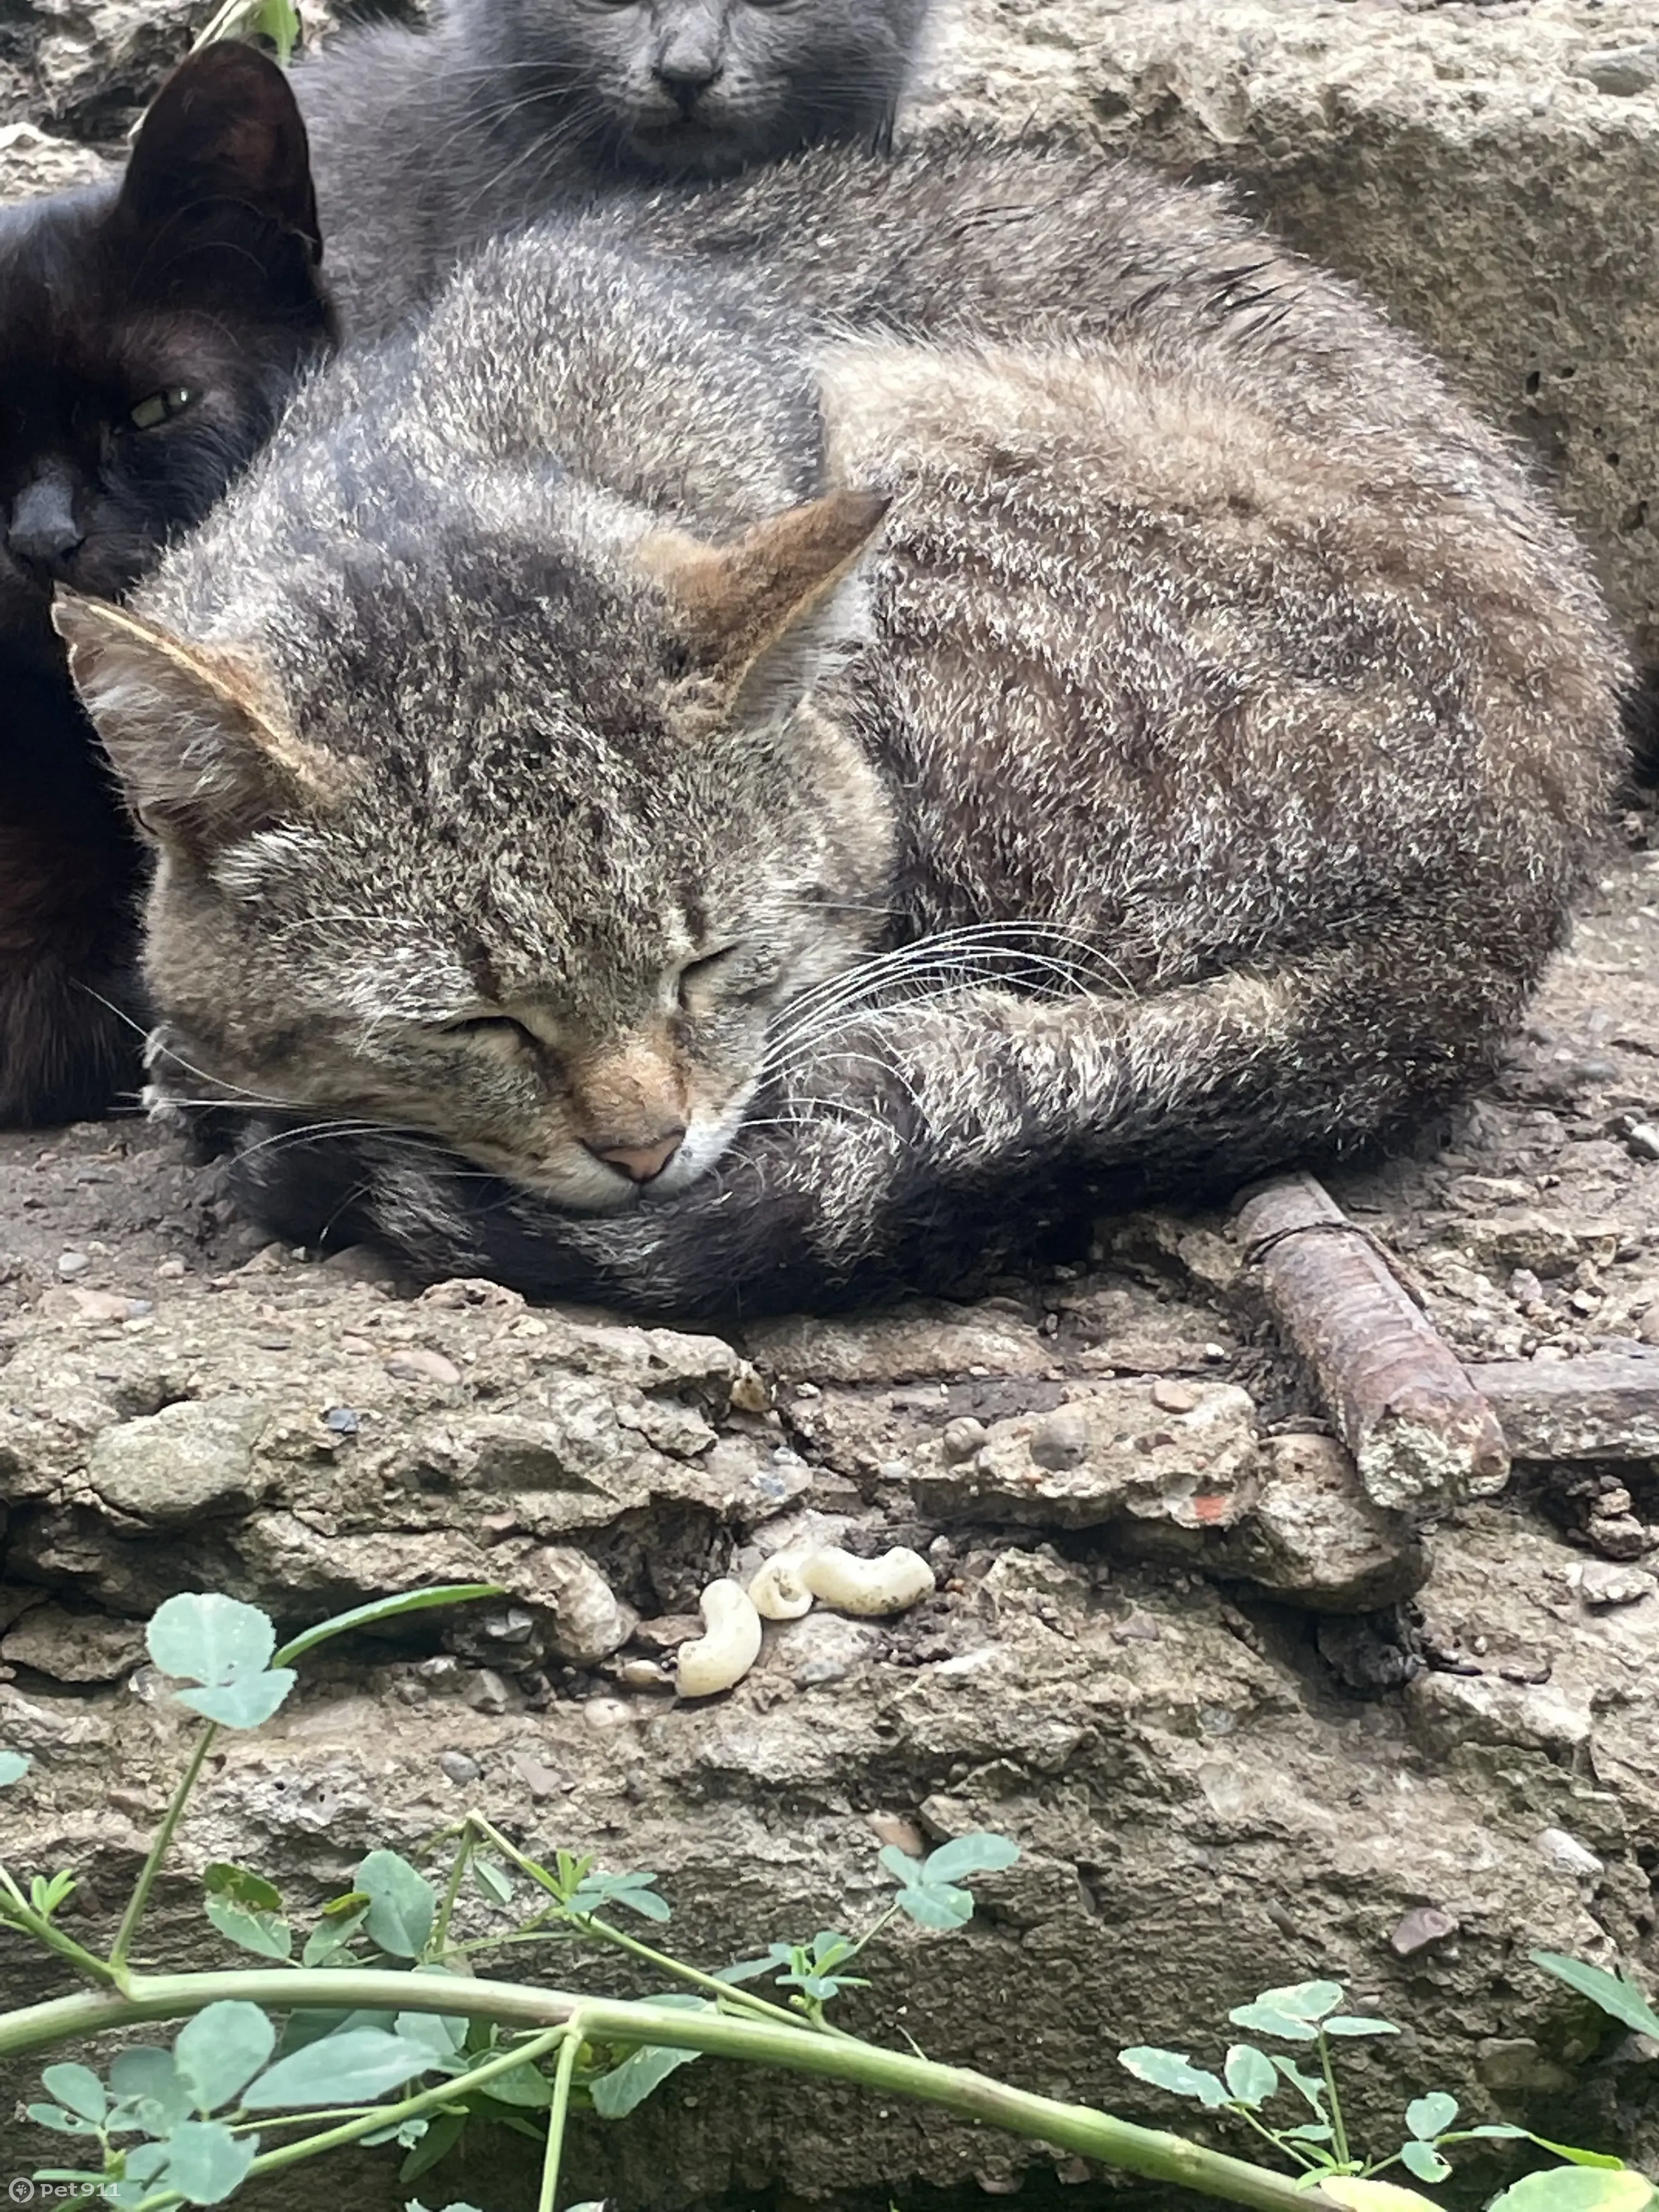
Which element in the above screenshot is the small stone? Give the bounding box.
[582,1696,635,1730]
[321,1243,399,1284]
[1536,1826,1604,1877]
[439,1750,480,1786]
[1587,1511,1655,1561]
[941,1417,988,1464]
[385,1348,462,1386]
[420,1277,522,1310]
[617,1658,669,1689]
[155,1257,187,1279]
[1390,1906,1460,1957]
[511,1752,567,1798]
[1578,44,1659,97]
[1578,1560,1656,1609]
[88,1395,270,1523]
[1623,1121,1659,1163]
[1150,1379,1200,1414]
[633,1614,703,1651]
[771,1610,884,1684]
[463,1669,512,1715]
[324,1406,362,1436]
[57,1250,89,1279]
[868,1813,927,1856]
[1028,1408,1090,1470]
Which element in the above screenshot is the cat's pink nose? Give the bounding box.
[588,1130,685,1183]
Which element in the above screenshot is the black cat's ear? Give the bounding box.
[639,489,888,724]
[53,595,348,850]
[118,43,323,265]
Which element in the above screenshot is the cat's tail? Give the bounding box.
[228,921,1528,1318]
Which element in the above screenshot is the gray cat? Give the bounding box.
[57,158,1626,1318]
[295,0,933,334]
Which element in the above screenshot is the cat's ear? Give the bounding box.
[118,43,324,266]
[53,595,348,850]
[640,490,888,723]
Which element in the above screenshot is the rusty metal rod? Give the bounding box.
[1235,1172,1510,1513]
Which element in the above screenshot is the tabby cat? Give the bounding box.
[295,0,933,335]
[58,166,1624,1316]
[0,44,334,1125]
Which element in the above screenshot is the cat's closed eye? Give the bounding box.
[438,1013,538,1050]
[676,946,744,1013]
[128,386,200,432]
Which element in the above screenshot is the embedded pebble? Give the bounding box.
[385,1348,462,1386]
[1028,1409,1088,1471]
[1390,1906,1460,1957]
[463,1668,512,1714]
[941,1417,987,1464]
[582,1696,635,1730]
[439,1751,480,1786]
[1536,1826,1604,1877]
[1151,1378,1200,1414]
[57,1250,89,1279]
[1578,43,1659,96]
[1578,1560,1656,1609]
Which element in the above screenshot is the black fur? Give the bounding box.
[0,43,335,1124]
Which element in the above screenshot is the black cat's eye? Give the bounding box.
[128,386,199,431]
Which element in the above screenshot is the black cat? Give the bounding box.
[0,42,335,1125]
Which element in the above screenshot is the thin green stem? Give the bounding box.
[0,1968,1344,2212]
[0,1877,122,1988]
[108,1723,218,1978]
[1228,2110,1318,2175]
[847,1904,903,1961]
[1315,2035,1348,2170]
[227,2107,383,2133]
[463,1812,816,2036]
[538,2017,585,2212]
[431,1815,478,1955]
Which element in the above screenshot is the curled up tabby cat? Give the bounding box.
[57,156,1626,1318]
